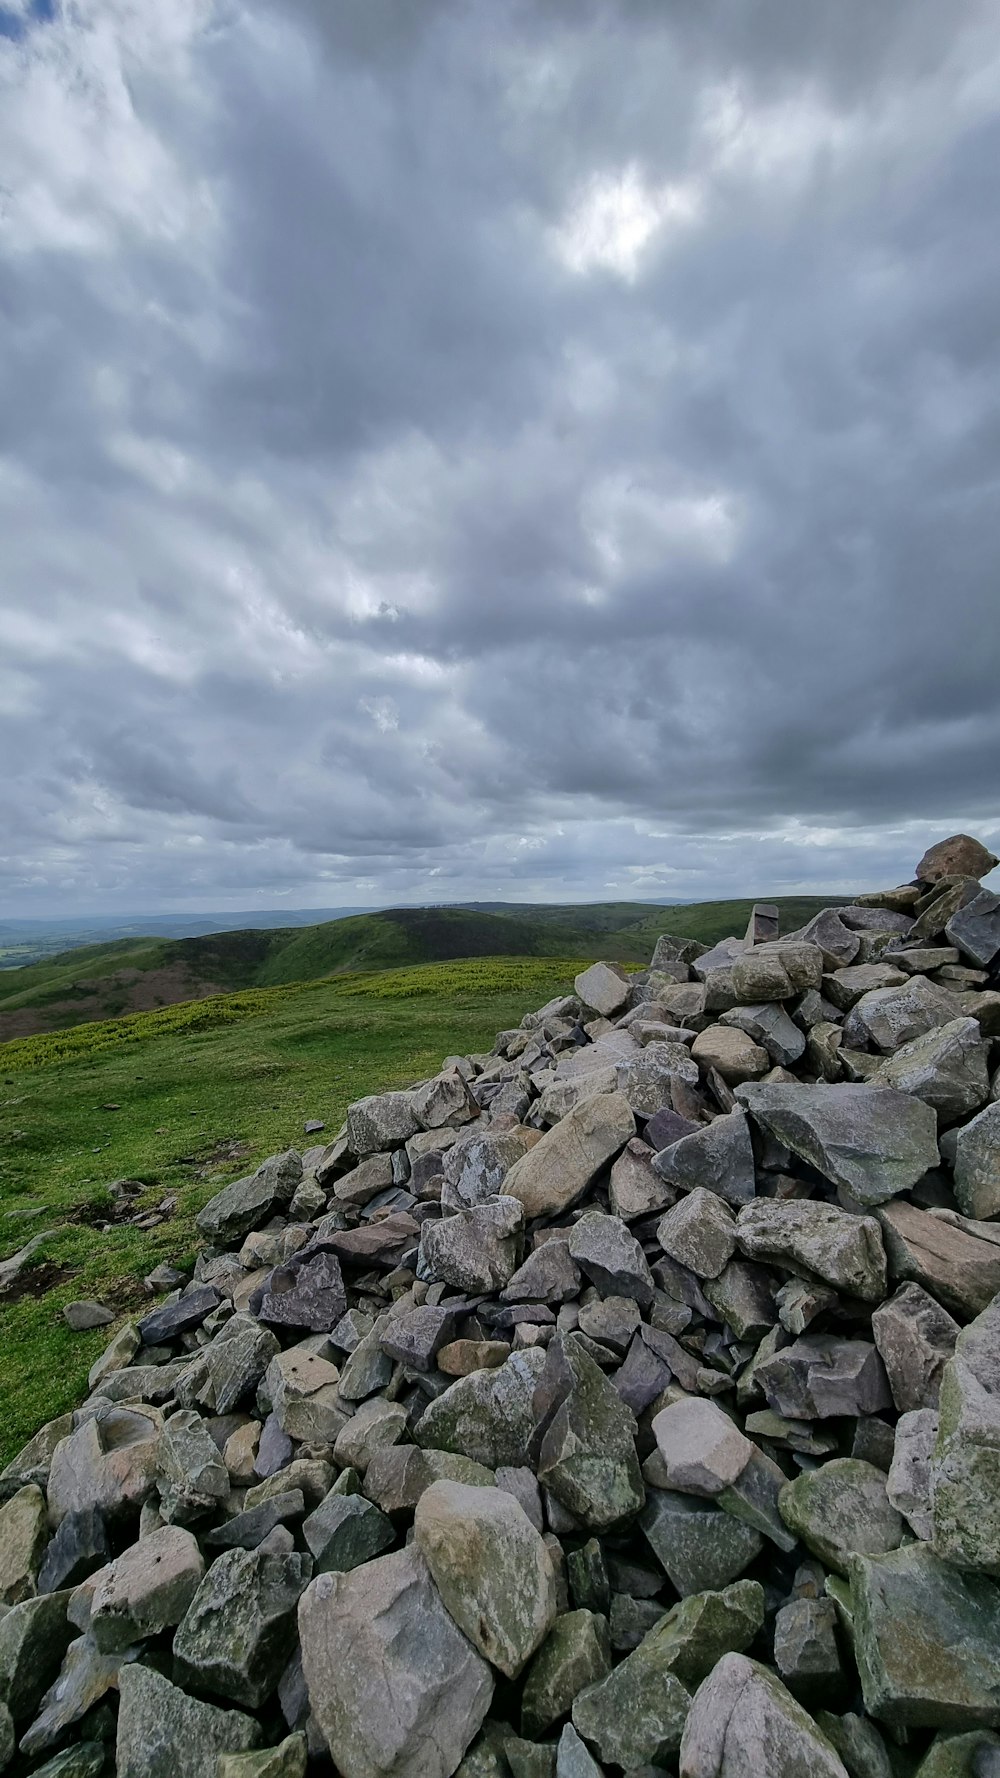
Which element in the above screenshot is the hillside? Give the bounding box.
[0,896,843,1042]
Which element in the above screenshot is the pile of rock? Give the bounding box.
[2,833,1000,1778]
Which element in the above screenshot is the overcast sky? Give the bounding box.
[2,0,999,916]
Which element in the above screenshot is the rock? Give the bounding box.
[953,1102,1000,1220]
[253,1251,347,1333]
[204,1492,306,1552]
[0,1591,74,1722]
[755,1335,892,1419]
[36,1507,109,1594]
[19,1634,139,1758]
[302,1492,394,1573]
[197,1152,302,1244]
[851,1543,1000,1730]
[116,1662,261,1778]
[653,1110,756,1207]
[89,1524,204,1651]
[62,1302,115,1332]
[503,1094,636,1219]
[173,1545,312,1707]
[156,1409,230,1523]
[442,1127,544,1210]
[737,1082,939,1207]
[641,1491,763,1596]
[554,1723,602,1778]
[567,1213,654,1307]
[570,1625,691,1767]
[871,1283,959,1411]
[876,1202,1000,1318]
[410,1068,477,1131]
[651,1399,752,1496]
[298,1544,494,1778]
[137,1285,222,1345]
[347,1092,420,1155]
[414,1481,558,1677]
[218,1735,308,1778]
[736,1200,887,1302]
[532,1337,645,1530]
[439,1339,512,1375]
[931,1293,1000,1575]
[380,1303,465,1370]
[416,1349,547,1468]
[798,909,863,969]
[887,1408,937,1540]
[844,976,965,1054]
[778,1459,903,1575]
[0,1484,47,1604]
[679,1651,850,1777]
[503,1241,582,1306]
[521,1610,612,1738]
[719,1003,806,1067]
[178,1317,280,1416]
[731,942,824,1003]
[575,962,631,1018]
[606,1138,673,1219]
[657,1190,737,1279]
[773,1597,842,1699]
[619,1041,699,1115]
[917,835,999,883]
[0,1412,75,1499]
[419,1197,524,1292]
[872,1019,990,1125]
[692,1026,770,1085]
[946,888,1000,968]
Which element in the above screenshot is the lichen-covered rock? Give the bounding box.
[737,1082,939,1206]
[851,1543,1000,1730]
[778,1460,904,1576]
[196,1152,302,1244]
[532,1337,644,1530]
[416,1349,547,1469]
[952,1102,1000,1220]
[89,1524,204,1651]
[414,1482,558,1677]
[931,1294,1000,1575]
[418,1197,524,1292]
[298,1545,494,1778]
[679,1652,850,1777]
[521,1610,612,1738]
[173,1545,312,1708]
[736,1200,887,1302]
[0,1484,47,1605]
[116,1662,261,1778]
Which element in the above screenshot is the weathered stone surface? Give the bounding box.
[507,1095,636,1221]
[90,1524,204,1651]
[521,1610,612,1738]
[609,1138,676,1219]
[773,1597,842,1699]
[575,962,631,1018]
[204,1492,305,1553]
[872,1019,990,1125]
[347,1092,420,1155]
[419,1197,524,1292]
[720,1002,806,1067]
[173,1545,311,1707]
[156,1408,230,1523]
[798,909,862,969]
[851,1544,1000,1731]
[651,1398,752,1496]
[931,1294,1000,1575]
[778,1459,903,1575]
[737,1082,939,1206]
[410,1068,477,1131]
[299,1545,494,1778]
[116,1662,261,1778]
[502,1240,581,1306]
[844,976,964,1055]
[619,1040,699,1115]
[877,1202,1000,1318]
[197,1152,302,1244]
[442,1127,544,1210]
[380,1303,465,1370]
[692,1025,770,1085]
[871,1282,959,1411]
[653,1109,756,1207]
[177,1317,280,1416]
[679,1652,850,1777]
[18,1634,138,1758]
[736,1199,887,1302]
[918,835,999,884]
[253,1250,347,1333]
[47,1407,161,1528]
[218,1736,308,1778]
[567,1212,654,1307]
[0,1590,74,1722]
[532,1337,644,1530]
[302,1491,394,1573]
[0,1484,47,1605]
[755,1335,892,1419]
[953,1102,1000,1220]
[887,1408,937,1541]
[570,1623,692,1767]
[946,888,1000,968]
[416,1349,547,1469]
[657,1189,737,1279]
[641,1491,763,1596]
[731,942,824,1003]
[415,1482,558,1677]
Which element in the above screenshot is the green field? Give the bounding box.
[0,956,593,1466]
[0,897,842,1040]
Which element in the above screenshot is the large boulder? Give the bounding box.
[736,1200,887,1302]
[414,1482,558,1677]
[196,1152,302,1245]
[116,1663,261,1778]
[679,1652,849,1777]
[502,1093,635,1219]
[298,1545,493,1778]
[531,1337,645,1530]
[736,1083,939,1207]
[851,1544,1000,1731]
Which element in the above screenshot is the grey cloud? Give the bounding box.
[0,0,998,915]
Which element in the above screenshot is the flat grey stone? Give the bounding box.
[679,1651,849,1776]
[116,1662,260,1778]
[736,1199,887,1302]
[737,1082,939,1207]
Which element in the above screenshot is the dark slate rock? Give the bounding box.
[251,1250,347,1334]
[138,1285,223,1346]
[37,1507,109,1594]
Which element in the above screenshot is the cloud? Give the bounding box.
[1,0,999,915]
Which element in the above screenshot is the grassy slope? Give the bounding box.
[0,956,590,1465]
[0,897,843,1038]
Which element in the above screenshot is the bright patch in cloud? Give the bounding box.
[552,162,702,280]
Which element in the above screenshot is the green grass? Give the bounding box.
[0,955,592,1467]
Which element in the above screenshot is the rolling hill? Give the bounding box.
[0,896,843,1043]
